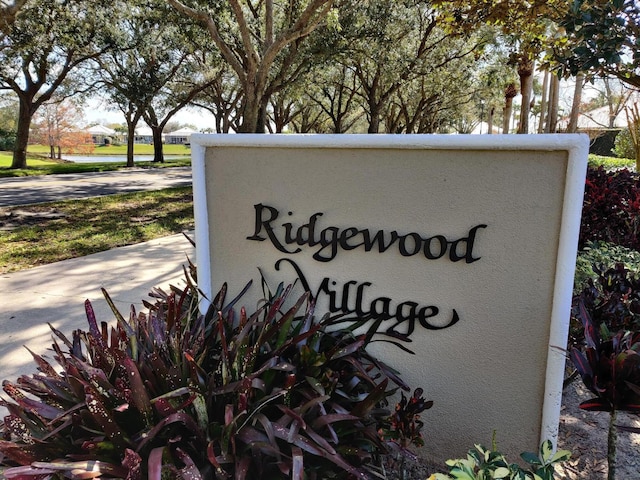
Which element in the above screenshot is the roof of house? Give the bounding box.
[559,103,635,130]
[165,127,198,136]
[134,126,153,136]
[85,124,116,135]
[578,106,627,129]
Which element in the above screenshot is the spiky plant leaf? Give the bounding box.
[0,267,425,479]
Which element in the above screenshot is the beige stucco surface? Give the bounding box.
[193,135,587,463]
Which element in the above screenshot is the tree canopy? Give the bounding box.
[0,0,28,35]
[2,0,637,167]
[554,0,640,89]
[167,0,338,132]
[97,0,217,165]
[0,0,121,168]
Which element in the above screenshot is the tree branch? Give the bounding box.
[228,0,259,69]
[166,0,248,84]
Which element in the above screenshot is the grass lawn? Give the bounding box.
[0,149,190,177]
[26,143,192,156]
[0,187,194,274]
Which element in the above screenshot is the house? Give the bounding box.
[133,125,154,144]
[558,104,633,156]
[85,124,116,144]
[165,127,198,145]
[558,105,629,131]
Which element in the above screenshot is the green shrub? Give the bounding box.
[588,154,636,171]
[0,268,422,479]
[430,440,570,480]
[574,241,640,294]
[570,261,640,352]
[614,127,639,160]
[0,128,16,151]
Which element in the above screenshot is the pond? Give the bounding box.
[62,155,184,163]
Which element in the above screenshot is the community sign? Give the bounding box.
[190,134,588,462]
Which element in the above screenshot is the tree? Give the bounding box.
[192,69,243,133]
[623,101,640,171]
[332,1,485,134]
[138,1,219,162]
[0,93,17,132]
[304,63,361,133]
[555,0,640,89]
[388,49,483,134]
[167,0,337,133]
[0,0,119,169]
[0,0,28,36]
[566,72,585,133]
[267,87,305,133]
[503,83,518,133]
[513,53,535,133]
[97,1,215,165]
[94,46,146,167]
[459,44,516,134]
[30,98,92,159]
[346,1,436,133]
[434,0,569,134]
[544,74,560,132]
[583,77,634,128]
[0,93,18,150]
[537,70,549,132]
[287,101,325,132]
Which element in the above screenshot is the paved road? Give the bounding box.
[0,167,192,207]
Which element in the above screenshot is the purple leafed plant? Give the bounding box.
[0,264,424,479]
[570,301,640,413]
[570,263,640,480]
[579,166,640,251]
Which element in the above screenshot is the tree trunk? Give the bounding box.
[49,144,55,159]
[607,409,617,480]
[151,125,164,163]
[57,145,61,160]
[545,75,560,133]
[11,99,32,169]
[368,100,382,134]
[503,84,517,134]
[238,87,262,133]
[333,115,343,134]
[604,79,618,128]
[239,104,260,133]
[368,116,380,134]
[256,103,268,133]
[567,73,584,133]
[487,107,494,134]
[502,103,511,134]
[517,58,534,134]
[143,109,165,162]
[126,121,137,168]
[538,70,549,133]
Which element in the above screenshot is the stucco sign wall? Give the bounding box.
[190,134,588,463]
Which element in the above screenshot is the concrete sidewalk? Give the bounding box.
[0,233,195,387]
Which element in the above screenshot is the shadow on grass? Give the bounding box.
[0,188,194,273]
[0,158,191,178]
